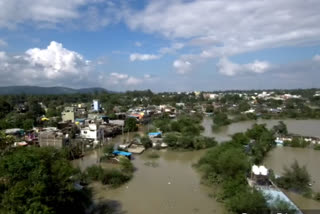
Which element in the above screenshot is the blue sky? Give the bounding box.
[0,0,320,92]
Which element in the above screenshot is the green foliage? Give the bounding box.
[225,188,268,214]
[0,99,11,119]
[0,147,91,214]
[163,132,180,147]
[140,136,152,149]
[276,160,311,193]
[0,131,15,156]
[314,192,320,201]
[22,118,34,130]
[212,112,230,128]
[85,165,132,188]
[103,143,114,154]
[124,117,138,132]
[232,132,250,145]
[205,105,214,113]
[119,156,134,174]
[314,144,320,150]
[284,137,310,148]
[273,121,288,136]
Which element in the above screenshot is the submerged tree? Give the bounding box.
[276,160,311,193]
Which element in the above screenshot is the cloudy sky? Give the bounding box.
[0,0,320,91]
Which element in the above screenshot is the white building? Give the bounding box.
[81,124,98,143]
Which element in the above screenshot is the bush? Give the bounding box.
[276,160,311,193]
[85,165,132,188]
[141,136,152,149]
[119,156,134,173]
[163,132,180,148]
[100,169,132,187]
[314,144,320,150]
[86,165,104,181]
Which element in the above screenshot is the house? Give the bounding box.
[80,124,98,143]
[61,107,75,123]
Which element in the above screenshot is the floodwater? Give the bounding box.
[73,118,320,213]
[202,117,320,142]
[264,147,320,209]
[73,127,223,214]
[203,117,320,210]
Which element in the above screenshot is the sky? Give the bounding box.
[0,0,320,92]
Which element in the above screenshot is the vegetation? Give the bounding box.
[0,147,91,214]
[153,115,216,150]
[140,136,152,149]
[85,157,134,188]
[197,124,278,213]
[276,160,311,194]
[212,112,230,128]
[284,137,310,148]
[124,117,138,132]
[197,142,268,213]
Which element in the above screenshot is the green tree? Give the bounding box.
[212,112,230,128]
[0,147,91,214]
[124,117,138,132]
[140,136,152,149]
[276,160,311,193]
[0,131,15,156]
[273,121,288,136]
[22,119,34,130]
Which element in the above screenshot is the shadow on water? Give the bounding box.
[90,199,128,214]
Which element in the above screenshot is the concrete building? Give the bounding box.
[92,100,100,112]
[80,124,98,142]
[39,131,66,149]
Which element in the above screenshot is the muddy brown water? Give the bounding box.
[74,118,320,213]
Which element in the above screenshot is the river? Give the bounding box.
[74,118,320,213]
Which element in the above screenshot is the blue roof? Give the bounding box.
[148,132,162,136]
[113,150,132,156]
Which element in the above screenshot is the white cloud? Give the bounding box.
[0,41,91,86]
[217,57,271,76]
[110,72,128,80]
[0,0,119,29]
[126,76,141,85]
[159,43,184,54]
[173,60,192,74]
[134,41,142,47]
[144,74,151,79]
[130,53,161,61]
[125,0,320,73]
[313,54,320,62]
[25,41,89,79]
[130,43,184,62]
[0,39,7,46]
[106,72,148,86]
